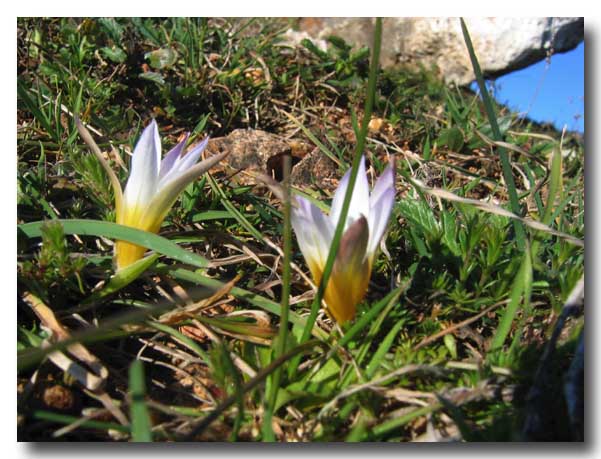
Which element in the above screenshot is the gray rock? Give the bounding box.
[206,129,337,189]
[293,18,583,85]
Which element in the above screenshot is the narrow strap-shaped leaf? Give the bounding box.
[18,219,208,268]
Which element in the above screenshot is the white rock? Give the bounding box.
[292,18,583,85]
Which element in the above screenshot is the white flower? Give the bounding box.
[113,120,227,269]
[291,156,395,324]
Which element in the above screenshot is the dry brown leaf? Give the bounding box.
[157,274,241,325]
[22,292,128,426]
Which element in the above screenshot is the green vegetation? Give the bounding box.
[17,18,584,441]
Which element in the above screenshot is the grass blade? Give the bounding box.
[369,404,441,439]
[18,219,209,268]
[306,285,405,390]
[281,111,343,167]
[263,157,293,441]
[17,79,54,136]
[207,173,264,241]
[147,321,211,363]
[129,360,153,442]
[543,145,563,225]
[490,248,533,353]
[460,18,527,250]
[33,410,130,434]
[339,287,403,350]
[365,320,405,379]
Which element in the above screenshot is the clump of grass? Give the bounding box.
[17,18,583,441]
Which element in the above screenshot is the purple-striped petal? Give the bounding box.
[173,137,209,175]
[141,150,230,231]
[159,133,189,180]
[158,137,209,191]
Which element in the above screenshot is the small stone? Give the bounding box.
[208,129,292,184]
[208,129,337,189]
[290,149,339,192]
[42,384,75,411]
[368,117,385,134]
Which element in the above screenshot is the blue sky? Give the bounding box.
[471,42,584,133]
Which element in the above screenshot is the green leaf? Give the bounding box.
[100,46,127,64]
[327,35,351,52]
[129,360,153,442]
[441,210,462,257]
[18,326,44,349]
[139,71,165,86]
[131,18,161,45]
[145,47,178,69]
[543,146,563,225]
[490,249,533,353]
[349,46,370,63]
[18,219,209,268]
[346,413,368,441]
[190,210,234,222]
[191,113,211,137]
[444,334,458,359]
[398,198,439,240]
[301,38,329,61]
[98,17,124,42]
[365,319,405,379]
[422,135,432,161]
[311,357,341,383]
[17,79,53,136]
[438,127,465,151]
[83,254,160,304]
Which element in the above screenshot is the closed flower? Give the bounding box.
[291,156,395,324]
